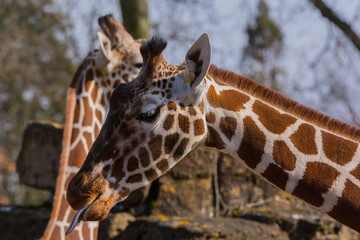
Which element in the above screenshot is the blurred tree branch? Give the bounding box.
[309,0,360,52]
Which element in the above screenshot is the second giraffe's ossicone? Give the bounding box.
[66,33,360,234]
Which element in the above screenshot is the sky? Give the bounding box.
[55,0,360,125]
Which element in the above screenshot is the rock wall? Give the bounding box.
[16,121,63,192]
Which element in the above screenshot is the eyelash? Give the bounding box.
[136,107,161,123]
[134,63,143,68]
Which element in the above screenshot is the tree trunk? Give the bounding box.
[120,0,149,39]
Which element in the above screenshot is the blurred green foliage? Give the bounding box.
[0,0,77,157]
[243,0,283,91]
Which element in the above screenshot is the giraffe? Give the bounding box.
[66,33,360,234]
[40,14,144,240]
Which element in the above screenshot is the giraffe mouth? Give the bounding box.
[65,194,101,236]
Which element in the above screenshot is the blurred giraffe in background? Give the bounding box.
[40,14,145,240]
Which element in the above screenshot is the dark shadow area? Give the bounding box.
[113,219,203,240]
[0,206,49,240]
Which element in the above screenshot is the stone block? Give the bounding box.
[16,121,63,192]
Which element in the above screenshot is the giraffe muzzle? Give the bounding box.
[66,193,102,236]
[65,203,90,236]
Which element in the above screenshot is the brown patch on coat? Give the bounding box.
[95,69,102,78]
[178,114,190,134]
[205,126,225,150]
[112,159,125,185]
[145,169,158,181]
[156,159,169,173]
[237,116,266,169]
[198,100,204,114]
[168,102,177,111]
[71,128,80,144]
[91,83,99,103]
[163,114,175,131]
[261,163,288,190]
[52,226,61,238]
[82,222,92,240]
[123,74,129,82]
[83,132,93,150]
[179,103,186,110]
[290,123,318,155]
[162,79,168,89]
[206,112,216,124]
[127,156,139,172]
[131,138,139,149]
[194,119,205,136]
[73,102,81,123]
[322,131,357,166]
[102,164,111,176]
[113,80,121,89]
[165,133,180,154]
[85,69,94,82]
[94,124,100,138]
[253,100,296,134]
[106,92,111,102]
[273,140,296,171]
[328,180,360,232]
[292,162,339,207]
[206,85,250,112]
[58,197,70,221]
[126,174,143,183]
[138,147,150,167]
[119,122,135,139]
[173,138,190,161]
[95,109,103,123]
[120,187,130,197]
[350,163,360,181]
[149,133,162,161]
[82,97,93,126]
[219,116,237,141]
[68,141,86,168]
[188,105,197,116]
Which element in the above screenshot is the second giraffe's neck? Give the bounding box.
[202,65,360,231]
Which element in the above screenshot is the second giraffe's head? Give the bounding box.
[66,34,212,228]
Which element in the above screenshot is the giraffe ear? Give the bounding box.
[185,33,212,88]
[97,31,113,61]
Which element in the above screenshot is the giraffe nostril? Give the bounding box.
[72,173,88,189]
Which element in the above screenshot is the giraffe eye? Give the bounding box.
[137,107,160,123]
[134,63,143,68]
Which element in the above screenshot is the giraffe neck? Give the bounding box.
[203,65,360,231]
[40,51,105,240]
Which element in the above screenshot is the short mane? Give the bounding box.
[208,64,360,142]
[140,36,167,61]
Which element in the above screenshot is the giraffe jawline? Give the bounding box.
[65,204,91,236]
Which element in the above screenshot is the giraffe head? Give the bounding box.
[95,14,146,102]
[66,34,212,230]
